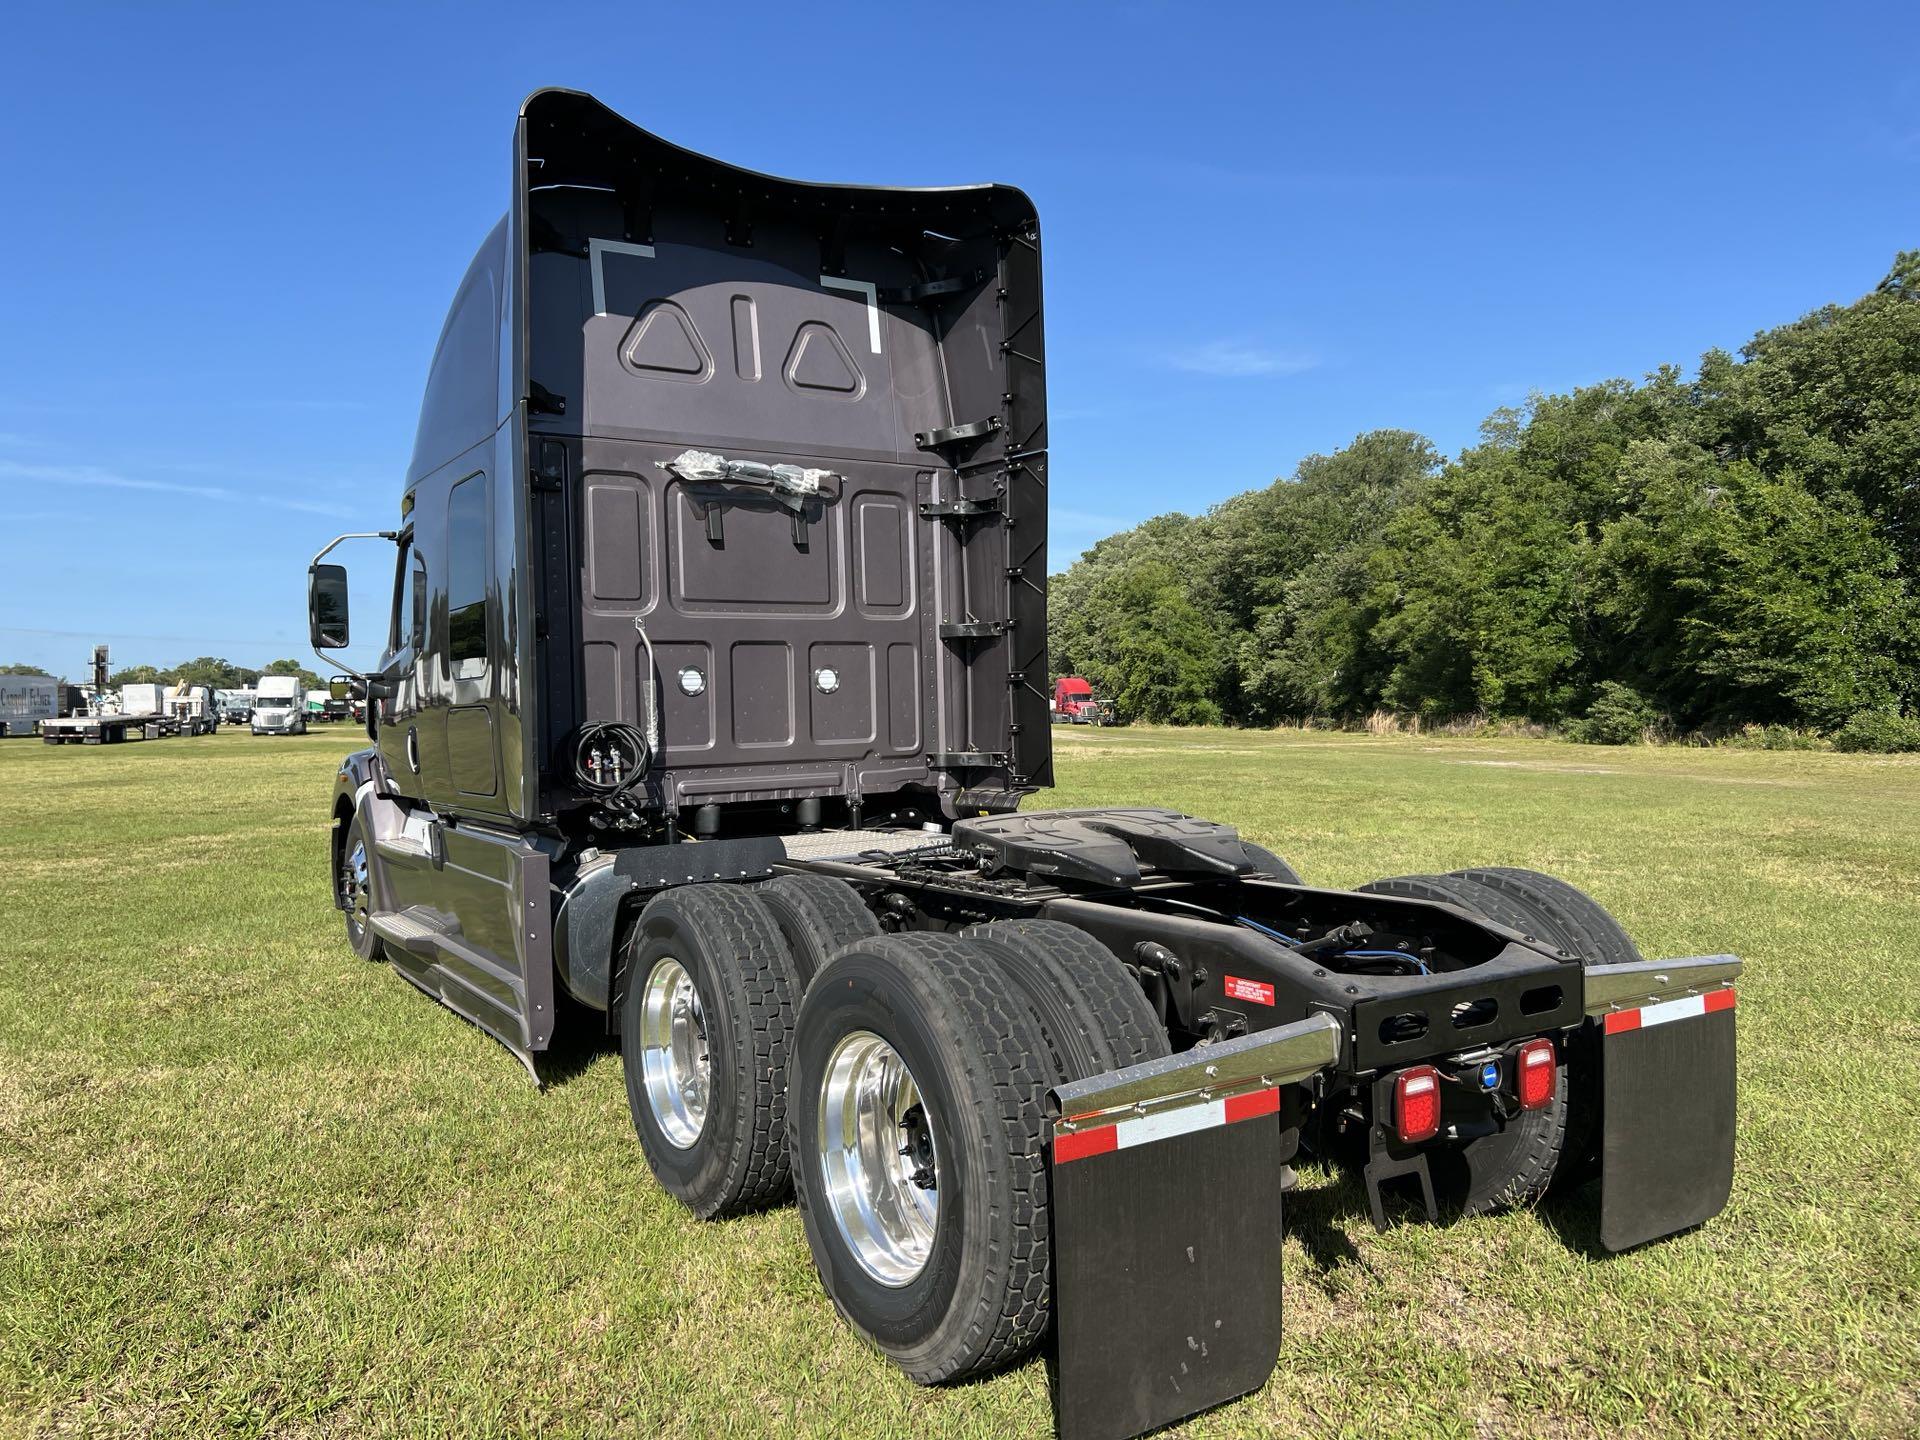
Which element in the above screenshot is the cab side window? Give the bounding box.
[447,473,489,675]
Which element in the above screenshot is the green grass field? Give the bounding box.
[3,724,1916,1439]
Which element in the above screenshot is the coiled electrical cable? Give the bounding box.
[573,721,652,810]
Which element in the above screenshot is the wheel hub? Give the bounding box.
[639,958,710,1148]
[342,838,370,934]
[818,1031,938,1286]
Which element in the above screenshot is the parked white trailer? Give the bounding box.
[119,683,167,717]
[0,673,60,738]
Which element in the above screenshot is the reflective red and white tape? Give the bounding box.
[1053,1086,1279,1164]
[1602,986,1735,1036]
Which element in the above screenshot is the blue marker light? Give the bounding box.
[1479,1059,1502,1091]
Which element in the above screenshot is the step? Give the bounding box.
[368,907,457,956]
[375,833,436,864]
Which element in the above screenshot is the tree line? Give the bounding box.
[0,657,323,690]
[1051,253,1920,747]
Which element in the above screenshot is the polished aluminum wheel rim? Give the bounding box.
[818,1031,938,1287]
[640,958,709,1148]
[342,838,370,935]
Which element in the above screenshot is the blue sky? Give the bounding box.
[1,1,1914,678]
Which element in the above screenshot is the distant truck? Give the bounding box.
[250,676,307,736]
[165,683,219,735]
[1051,675,1111,725]
[216,688,257,724]
[0,673,60,737]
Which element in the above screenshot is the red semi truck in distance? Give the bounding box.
[1052,676,1111,725]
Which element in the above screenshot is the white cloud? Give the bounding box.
[0,458,357,519]
[1166,341,1318,379]
[1053,506,1133,533]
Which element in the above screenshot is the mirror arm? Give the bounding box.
[311,531,399,567]
[308,531,402,682]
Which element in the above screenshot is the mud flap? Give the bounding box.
[1585,955,1742,1253]
[1045,1015,1340,1440]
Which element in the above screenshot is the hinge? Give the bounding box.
[938,620,1006,641]
[725,194,754,248]
[914,416,1001,453]
[529,381,567,417]
[880,270,988,306]
[918,496,1004,521]
[616,176,655,246]
[926,751,1007,769]
[531,439,567,492]
[528,214,587,258]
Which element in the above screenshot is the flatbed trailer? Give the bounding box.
[40,711,181,744]
[308,91,1741,1440]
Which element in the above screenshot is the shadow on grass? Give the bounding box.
[1536,1183,1609,1257]
[1284,1165,1373,1279]
[1288,1161,1618,1274]
[533,993,620,1089]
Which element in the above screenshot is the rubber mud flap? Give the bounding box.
[1043,1017,1338,1440]
[1600,988,1737,1252]
[1048,1103,1282,1440]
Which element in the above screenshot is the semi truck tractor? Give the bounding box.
[310,90,1740,1440]
[250,676,306,735]
[1051,675,1110,725]
[165,683,218,735]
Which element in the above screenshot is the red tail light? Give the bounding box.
[1394,1065,1442,1143]
[1516,1038,1556,1110]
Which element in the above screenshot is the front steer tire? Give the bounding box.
[336,808,379,961]
[792,933,1055,1384]
[619,884,803,1219]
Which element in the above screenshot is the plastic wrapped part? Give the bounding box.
[657,448,834,496]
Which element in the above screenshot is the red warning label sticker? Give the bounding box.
[1223,975,1275,1006]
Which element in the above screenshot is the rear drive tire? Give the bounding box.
[792,933,1054,1383]
[619,884,802,1219]
[959,919,1169,1081]
[1240,842,1304,884]
[1357,871,1544,938]
[1355,870,1582,1213]
[1446,867,1642,965]
[754,874,882,990]
[1444,867,1642,1190]
[1427,1054,1569,1214]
